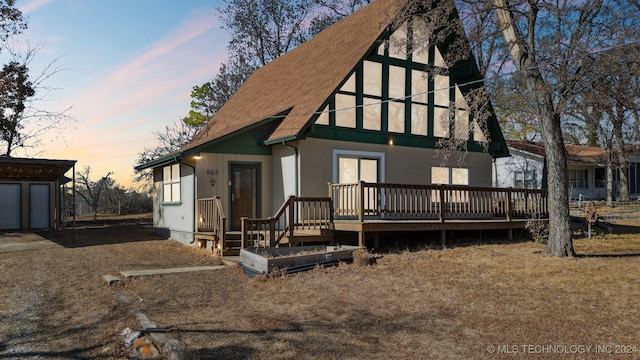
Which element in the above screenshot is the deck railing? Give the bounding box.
[328,181,548,221]
[241,196,333,248]
[197,197,226,252]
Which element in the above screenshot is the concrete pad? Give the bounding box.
[221,256,241,267]
[0,232,61,253]
[103,275,122,285]
[120,265,227,278]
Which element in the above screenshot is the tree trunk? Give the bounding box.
[606,156,614,206]
[611,109,629,201]
[494,0,574,257]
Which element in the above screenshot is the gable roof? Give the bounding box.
[181,0,403,153]
[507,141,607,166]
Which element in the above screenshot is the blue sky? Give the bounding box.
[12,0,230,187]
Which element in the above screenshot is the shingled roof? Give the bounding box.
[181,0,403,153]
[507,140,607,165]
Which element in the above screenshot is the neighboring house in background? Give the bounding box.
[136,0,511,246]
[0,157,76,230]
[493,140,640,200]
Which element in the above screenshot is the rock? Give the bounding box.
[121,327,141,347]
[133,336,161,359]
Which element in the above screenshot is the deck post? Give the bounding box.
[439,185,446,222]
[506,189,512,222]
[358,181,365,223]
[440,230,446,248]
[240,217,248,249]
[288,196,295,245]
[269,217,276,247]
[358,231,365,247]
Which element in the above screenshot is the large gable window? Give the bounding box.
[163,164,180,203]
[312,17,485,148]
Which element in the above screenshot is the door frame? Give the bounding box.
[228,162,262,230]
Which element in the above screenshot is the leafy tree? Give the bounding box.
[0,61,34,156]
[182,82,216,128]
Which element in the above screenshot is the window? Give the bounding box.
[338,156,379,183]
[514,170,536,189]
[163,164,180,203]
[568,169,587,189]
[431,166,468,185]
[594,168,606,188]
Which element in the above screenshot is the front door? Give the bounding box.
[230,163,260,230]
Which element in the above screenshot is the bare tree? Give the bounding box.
[396,0,640,256]
[220,0,314,66]
[75,166,114,221]
[133,120,202,185]
[0,44,75,157]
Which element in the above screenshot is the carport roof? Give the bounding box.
[0,157,76,182]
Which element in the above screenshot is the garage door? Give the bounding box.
[0,184,21,229]
[30,184,50,229]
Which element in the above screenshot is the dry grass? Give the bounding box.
[2,214,640,359]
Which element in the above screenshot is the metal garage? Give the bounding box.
[0,157,76,230]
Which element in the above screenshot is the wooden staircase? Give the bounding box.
[196,196,335,257]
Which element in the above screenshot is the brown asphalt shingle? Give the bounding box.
[182,0,404,152]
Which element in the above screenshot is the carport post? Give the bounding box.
[73,164,76,244]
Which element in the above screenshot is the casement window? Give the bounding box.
[568,169,588,189]
[163,164,181,203]
[514,169,536,189]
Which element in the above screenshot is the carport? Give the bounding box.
[0,157,76,230]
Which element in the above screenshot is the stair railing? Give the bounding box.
[241,196,333,248]
[197,197,226,255]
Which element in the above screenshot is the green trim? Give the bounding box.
[185,115,282,156]
[264,134,298,146]
[135,153,180,171]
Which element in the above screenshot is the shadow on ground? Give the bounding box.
[35,218,165,248]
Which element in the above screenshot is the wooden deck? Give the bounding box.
[196,182,549,254]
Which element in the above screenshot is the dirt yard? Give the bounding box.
[1,214,640,359]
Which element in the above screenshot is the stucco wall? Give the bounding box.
[296,138,494,198]
[153,164,195,245]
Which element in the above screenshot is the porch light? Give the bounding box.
[194,152,202,160]
[388,138,394,146]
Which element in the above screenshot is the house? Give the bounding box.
[0,157,76,230]
[137,0,531,250]
[495,140,640,200]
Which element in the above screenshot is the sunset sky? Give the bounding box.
[11,0,230,188]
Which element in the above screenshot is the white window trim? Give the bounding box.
[163,164,181,204]
[332,149,385,183]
